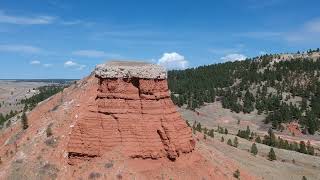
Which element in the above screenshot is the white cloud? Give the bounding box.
[233,18,320,44]
[0,11,55,25]
[304,18,320,33]
[30,60,41,65]
[157,52,188,70]
[208,44,245,55]
[72,50,108,58]
[234,31,282,39]
[0,10,94,27]
[64,60,86,70]
[64,60,77,67]
[0,44,42,54]
[72,50,122,59]
[43,63,53,68]
[60,20,94,27]
[221,53,247,62]
[246,0,284,9]
[61,20,83,25]
[285,18,320,43]
[77,65,86,70]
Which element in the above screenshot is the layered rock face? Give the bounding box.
[68,61,195,164]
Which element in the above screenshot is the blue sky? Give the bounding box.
[0,0,320,79]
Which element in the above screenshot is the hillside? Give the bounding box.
[168,49,320,135]
[1,61,320,180]
[0,62,257,180]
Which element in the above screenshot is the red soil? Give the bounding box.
[286,122,303,136]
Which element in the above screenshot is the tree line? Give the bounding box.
[168,49,320,134]
[0,85,65,128]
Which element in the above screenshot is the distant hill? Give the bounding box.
[168,48,320,134]
[0,79,78,84]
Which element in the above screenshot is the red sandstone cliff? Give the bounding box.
[68,76,195,164]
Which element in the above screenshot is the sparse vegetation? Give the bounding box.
[186,120,190,127]
[0,110,19,127]
[221,136,224,142]
[46,123,53,137]
[255,136,261,143]
[192,121,216,139]
[237,126,252,140]
[21,112,28,130]
[192,121,203,133]
[21,85,65,111]
[45,137,58,148]
[259,128,316,156]
[224,128,228,134]
[227,139,233,146]
[116,172,123,179]
[208,129,214,138]
[105,160,114,169]
[217,126,225,134]
[250,143,258,155]
[233,169,240,179]
[268,148,277,161]
[233,137,239,148]
[89,172,102,179]
[38,163,59,180]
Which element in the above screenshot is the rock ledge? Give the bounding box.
[95,61,167,79]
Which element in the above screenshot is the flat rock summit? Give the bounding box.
[95,61,167,79]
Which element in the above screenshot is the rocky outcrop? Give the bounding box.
[94,61,167,79]
[67,61,195,164]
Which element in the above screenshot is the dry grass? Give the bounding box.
[181,101,320,180]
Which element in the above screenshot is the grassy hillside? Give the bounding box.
[168,49,320,134]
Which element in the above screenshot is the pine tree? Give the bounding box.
[208,129,214,138]
[203,127,208,134]
[21,112,28,130]
[233,169,240,179]
[293,142,299,151]
[246,126,251,139]
[227,139,233,146]
[192,121,196,134]
[224,128,228,134]
[268,148,276,161]
[306,141,314,155]
[196,122,202,132]
[221,136,224,142]
[233,137,239,147]
[243,90,255,113]
[250,132,255,140]
[6,119,11,128]
[255,136,261,143]
[299,141,307,154]
[251,143,258,155]
[46,124,53,137]
[185,120,190,127]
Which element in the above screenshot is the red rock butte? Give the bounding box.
[67,61,195,164]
